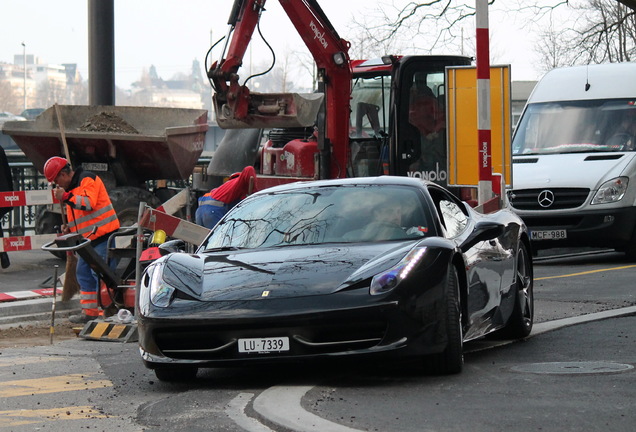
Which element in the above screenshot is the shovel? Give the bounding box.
[54,104,81,301]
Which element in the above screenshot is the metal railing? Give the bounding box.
[2,157,212,237]
[2,160,49,236]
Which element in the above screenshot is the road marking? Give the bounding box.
[0,373,112,397]
[0,356,65,367]
[0,405,109,427]
[254,385,364,432]
[226,392,276,432]
[535,264,636,281]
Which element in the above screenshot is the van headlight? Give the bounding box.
[591,177,628,204]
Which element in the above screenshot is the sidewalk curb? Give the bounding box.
[0,297,81,328]
[531,306,636,335]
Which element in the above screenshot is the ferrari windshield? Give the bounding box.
[199,184,433,250]
[513,99,636,155]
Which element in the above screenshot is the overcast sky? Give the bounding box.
[1,1,545,91]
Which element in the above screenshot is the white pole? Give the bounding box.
[21,42,26,111]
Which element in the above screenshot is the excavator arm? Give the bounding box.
[208,0,352,178]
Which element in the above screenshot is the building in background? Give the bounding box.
[511,80,537,129]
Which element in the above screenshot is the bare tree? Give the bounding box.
[535,22,579,72]
[0,80,21,113]
[569,0,636,63]
[617,0,636,10]
[35,79,66,107]
[348,0,636,75]
[348,0,570,55]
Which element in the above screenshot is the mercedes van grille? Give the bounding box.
[510,188,590,210]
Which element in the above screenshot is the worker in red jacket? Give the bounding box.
[44,156,120,324]
[196,166,257,229]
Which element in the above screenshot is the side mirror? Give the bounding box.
[460,220,505,252]
[158,239,186,256]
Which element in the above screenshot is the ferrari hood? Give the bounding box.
[161,242,414,301]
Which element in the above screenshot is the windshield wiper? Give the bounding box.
[203,246,244,252]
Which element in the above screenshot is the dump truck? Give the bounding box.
[2,105,208,236]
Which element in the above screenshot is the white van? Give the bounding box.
[510,62,636,260]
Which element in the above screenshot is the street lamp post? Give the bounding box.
[21,42,26,111]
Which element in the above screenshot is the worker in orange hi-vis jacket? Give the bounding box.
[44,156,120,324]
[195,166,257,229]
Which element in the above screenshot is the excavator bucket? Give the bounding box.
[214,92,324,129]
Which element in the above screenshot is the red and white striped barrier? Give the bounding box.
[0,234,58,253]
[1,189,60,252]
[156,188,188,216]
[140,207,210,245]
[0,288,57,303]
[1,187,192,252]
[0,190,58,208]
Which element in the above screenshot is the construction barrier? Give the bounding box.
[79,320,138,343]
[155,188,189,216]
[0,233,58,253]
[0,189,57,207]
[0,188,192,252]
[0,287,56,302]
[140,206,210,245]
[0,189,59,252]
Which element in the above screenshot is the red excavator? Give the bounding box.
[207,0,474,197]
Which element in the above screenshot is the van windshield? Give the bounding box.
[512,99,636,155]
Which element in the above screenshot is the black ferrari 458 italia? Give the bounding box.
[138,176,533,381]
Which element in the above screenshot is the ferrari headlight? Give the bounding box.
[370,247,427,295]
[147,262,176,307]
[591,177,628,204]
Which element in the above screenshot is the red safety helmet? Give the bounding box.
[43,156,69,182]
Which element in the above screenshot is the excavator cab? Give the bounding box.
[391,56,472,184]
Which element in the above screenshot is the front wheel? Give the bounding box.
[424,266,463,374]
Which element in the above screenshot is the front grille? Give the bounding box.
[513,158,539,164]
[153,318,388,360]
[510,188,590,210]
[520,215,583,229]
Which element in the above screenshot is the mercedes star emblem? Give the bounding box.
[538,190,555,208]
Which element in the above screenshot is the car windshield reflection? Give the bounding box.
[199,185,432,251]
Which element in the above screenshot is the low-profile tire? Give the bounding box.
[109,187,162,228]
[495,241,534,339]
[424,266,463,375]
[154,365,198,382]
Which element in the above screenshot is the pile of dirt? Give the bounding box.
[78,111,140,134]
[0,320,80,348]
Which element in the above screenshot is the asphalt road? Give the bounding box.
[0,248,634,431]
